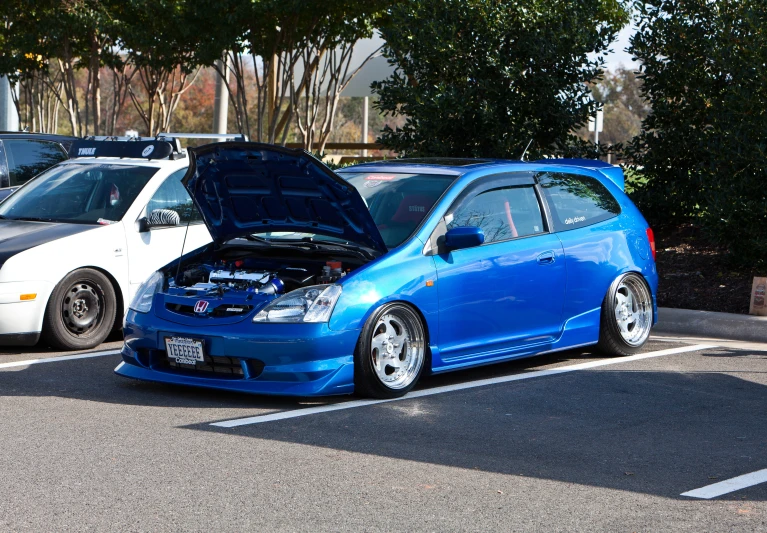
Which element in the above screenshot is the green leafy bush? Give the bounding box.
[372,0,628,159]
[628,0,767,266]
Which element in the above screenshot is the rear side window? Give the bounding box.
[5,140,68,186]
[447,185,545,244]
[146,168,202,224]
[538,173,620,231]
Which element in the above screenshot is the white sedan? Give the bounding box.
[0,138,211,349]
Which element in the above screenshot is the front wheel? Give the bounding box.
[354,303,427,399]
[597,273,653,356]
[41,268,117,351]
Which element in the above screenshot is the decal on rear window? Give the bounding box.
[538,173,620,232]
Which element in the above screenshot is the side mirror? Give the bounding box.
[139,209,181,232]
[444,226,485,250]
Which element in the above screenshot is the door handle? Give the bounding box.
[537,250,556,264]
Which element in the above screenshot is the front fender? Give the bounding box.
[328,239,438,336]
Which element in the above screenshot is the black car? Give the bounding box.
[0,132,76,201]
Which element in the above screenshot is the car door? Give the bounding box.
[431,174,566,363]
[124,168,212,299]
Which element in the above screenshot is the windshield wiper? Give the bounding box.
[276,237,378,260]
[8,216,56,223]
[243,235,272,245]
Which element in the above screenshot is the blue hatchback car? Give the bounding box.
[116,143,658,398]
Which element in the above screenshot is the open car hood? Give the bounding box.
[183,143,387,254]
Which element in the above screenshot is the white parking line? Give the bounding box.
[0,348,122,370]
[211,343,715,428]
[681,469,767,499]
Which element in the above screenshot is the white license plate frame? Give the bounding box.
[164,337,205,365]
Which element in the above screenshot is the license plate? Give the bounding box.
[165,337,205,365]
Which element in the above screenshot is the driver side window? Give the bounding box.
[447,185,545,244]
[145,168,202,225]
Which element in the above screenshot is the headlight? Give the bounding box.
[129,271,163,313]
[253,285,342,323]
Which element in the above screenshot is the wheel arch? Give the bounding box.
[363,299,433,371]
[60,265,125,331]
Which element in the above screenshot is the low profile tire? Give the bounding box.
[41,268,117,351]
[354,303,427,399]
[597,272,653,356]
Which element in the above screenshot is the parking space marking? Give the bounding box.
[0,348,121,370]
[681,469,767,499]
[211,343,715,428]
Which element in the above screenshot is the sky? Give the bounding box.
[607,24,638,71]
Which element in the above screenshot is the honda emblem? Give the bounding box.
[194,300,209,314]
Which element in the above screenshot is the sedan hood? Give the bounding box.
[183,143,387,254]
[0,219,97,268]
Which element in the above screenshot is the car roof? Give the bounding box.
[336,157,623,188]
[57,156,178,168]
[337,158,517,176]
[0,132,77,142]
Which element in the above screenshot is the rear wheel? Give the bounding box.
[41,268,116,351]
[354,303,427,399]
[597,272,653,356]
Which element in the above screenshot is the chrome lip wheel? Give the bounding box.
[614,276,652,347]
[370,308,425,390]
[62,282,103,337]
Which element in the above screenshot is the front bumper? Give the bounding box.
[0,281,52,344]
[116,309,361,397]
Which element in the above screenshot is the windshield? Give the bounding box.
[0,163,158,224]
[344,172,455,248]
[252,172,455,249]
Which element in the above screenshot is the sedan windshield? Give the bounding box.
[0,163,158,224]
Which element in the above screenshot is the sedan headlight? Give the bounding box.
[253,285,342,323]
[129,271,163,313]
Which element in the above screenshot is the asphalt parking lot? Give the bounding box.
[1,336,765,531]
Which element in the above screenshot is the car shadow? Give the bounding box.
[184,352,767,501]
[3,341,765,500]
[0,344,599,410]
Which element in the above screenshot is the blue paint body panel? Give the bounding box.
[116,156,658,397]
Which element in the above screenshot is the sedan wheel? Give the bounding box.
[41,268,117,351]
[598,272,653,356]
[355,303,427,398]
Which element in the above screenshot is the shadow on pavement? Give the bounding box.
[185,352,767,501]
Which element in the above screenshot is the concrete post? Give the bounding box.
[212,58,230,134]
[0,76,19,132]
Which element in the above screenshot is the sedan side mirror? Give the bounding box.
[138,209,181,233]
[444,226,485,250]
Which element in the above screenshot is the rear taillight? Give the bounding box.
[646,228,656,260]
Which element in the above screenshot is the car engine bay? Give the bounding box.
[160,240,369,313]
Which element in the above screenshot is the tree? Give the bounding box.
[580,67,650,146]
[628,0,767,265]
[0,0,121,135]
[113,0,203,136]
[372,0,628,159]
[196,0,391,146]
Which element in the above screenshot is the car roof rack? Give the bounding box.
[68,132,248,161]
[158,132,248,142]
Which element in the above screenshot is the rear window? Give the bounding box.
[4,139,68,186]
[343,172,455,248]
[538,173,620,231]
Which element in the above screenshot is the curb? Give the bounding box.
[654,307,767,344]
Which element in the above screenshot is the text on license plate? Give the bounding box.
[165,337,205,364]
